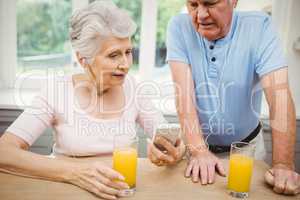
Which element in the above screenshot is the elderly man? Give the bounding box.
[148,0,299,196]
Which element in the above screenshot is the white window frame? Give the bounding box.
[138,0,157,80]
[0,0,17,89]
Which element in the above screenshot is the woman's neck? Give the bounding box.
[72,73,112,97]
[96,87,110,96]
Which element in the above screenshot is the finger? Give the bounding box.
[273,171,287,194]
[147,138,166,164]
[82,177,118,200]
[295,186,300,195]
[200,164,208,185]
[148,144,158,163]
[151,142,175,164]
[97,166,125,181]
[284,172,300,195]
[295,175,300,195]
[155,136,178,159]
[98,192,118,200]
[215,160,226,177]
[98,183,121,196]
[90,188,117,200]
[98,175,129,190]
[185,162,194,178]
[207,163,215,184]
[284,178,298,195]
[150,154,159,165]
[192,163,200,183]
[149,143,160,163]
[149,146,167,166]
[264,169,275,186]
[157,160,166,166]
[84,175,120,196]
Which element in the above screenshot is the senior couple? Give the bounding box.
[0,0,299,199]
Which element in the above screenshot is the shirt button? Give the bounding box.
[211,57,216,62]
[209,45,214,50]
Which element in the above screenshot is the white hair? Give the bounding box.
[69,0,137,64]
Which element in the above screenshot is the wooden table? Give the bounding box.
[0,157,297,200]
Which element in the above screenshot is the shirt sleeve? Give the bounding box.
[6,87,55,146]
[255,15,287,77]
[166,15,190,64]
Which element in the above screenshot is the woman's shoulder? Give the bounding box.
[40,74,72,92]
[35,74,73,108]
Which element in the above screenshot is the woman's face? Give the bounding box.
[83,36,133,89]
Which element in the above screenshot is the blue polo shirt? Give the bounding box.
[166,11,287,146]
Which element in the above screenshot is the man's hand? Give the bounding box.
[147,136,185,166]
[185,147,226,185]
[265,164,300,195]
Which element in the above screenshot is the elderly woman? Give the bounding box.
[0,1,185,200]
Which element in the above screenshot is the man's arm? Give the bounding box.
[169,61,225,185]
[260,67,296,168]
[260,67,299,195]
[169,61,206,151]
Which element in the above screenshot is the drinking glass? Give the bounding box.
[113,134,138,197]
[227,142,256,198]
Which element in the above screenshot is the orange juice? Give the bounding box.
[228,153,254,193]
[113,147,137,188]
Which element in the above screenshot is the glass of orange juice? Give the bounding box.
[227,141,256,198]
[113,134,138,197]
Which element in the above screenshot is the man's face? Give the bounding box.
[186,0,237,41]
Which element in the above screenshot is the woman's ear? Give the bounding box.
[76,52,87,68]
[232,0,238,8]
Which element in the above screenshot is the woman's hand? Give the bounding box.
[265,164,300,195]
[147,136,186,166]
[185,146,226,185]
[67,161,129,200]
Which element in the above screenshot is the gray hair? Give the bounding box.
[69,0,137,64]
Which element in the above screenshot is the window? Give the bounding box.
[156,1,184,67]
[17,0,72,74]
[153,0,185,83]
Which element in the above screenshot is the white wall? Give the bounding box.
[236,0,272,11]
[273,0,300,117]
[286,0,300,117]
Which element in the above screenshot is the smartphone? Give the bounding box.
[153,123,181,152]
